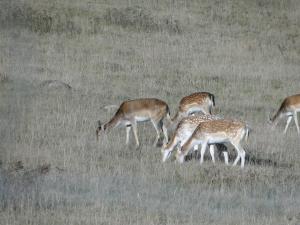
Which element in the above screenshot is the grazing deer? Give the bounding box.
[169,92,215,130]
[269,94,300,134]
[161,115,229,164]
[176,119,250,168]
[96,98,170,147]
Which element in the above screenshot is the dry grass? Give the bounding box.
[0,0,300,224]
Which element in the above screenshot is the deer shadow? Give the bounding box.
[185,145,292,168]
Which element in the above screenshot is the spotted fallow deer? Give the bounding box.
[169,92,215,130]
[176,119,250,168]
[96,98,170,147]
[161,114,229,164]
[269,94,300,134]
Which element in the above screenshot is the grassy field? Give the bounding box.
[0,0,300,224]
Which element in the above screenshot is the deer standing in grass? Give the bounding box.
[161,114,229,164]
[169,92,215,130]
[176,119,250,168]
[269,94,300,134]
[96,98,170,147]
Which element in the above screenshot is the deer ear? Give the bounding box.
[97,120,102,128]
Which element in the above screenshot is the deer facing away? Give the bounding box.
[169,92,215,130]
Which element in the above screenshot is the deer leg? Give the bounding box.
[232,154,240,166]
[131,121,140,147]
[125,125,131,145]
[216,144,229,165]
[235,144,246,168]
[232,142,246,168]
[192,145,199,160]
[284,116,292,134]
[240,147,246,168]
[232,141,241,166]
[209,145,215,163]
[199,141,208,165]
[293,112,300,134]
[223,151,229,165]
[161,123,169,144]
[150,120,161,146]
